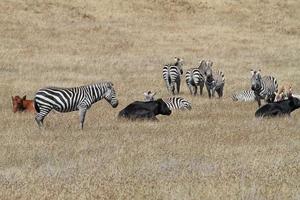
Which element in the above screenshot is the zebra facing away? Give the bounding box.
[185,60,213,96]
[205,70,225,98]
[34,82,118,129]
[162,57,184,95]
[250,69,278,107]
[163,97,192,110]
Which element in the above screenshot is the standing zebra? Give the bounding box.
[185,59,213,95]
[250,69,278,107]
[34,81,118,129]
[206,70,225,98]
[163,97,192,110]
[162,57,184,95]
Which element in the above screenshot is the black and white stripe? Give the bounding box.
[34,82,118,129]
[185,60,213,96]
[162,57,183,95]
[185,68,205,95]
[250,69,278,107]
[163,97,192,110]
[231,90,256,102]
[206,70,225,98]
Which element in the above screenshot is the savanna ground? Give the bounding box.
[1,0,300,199]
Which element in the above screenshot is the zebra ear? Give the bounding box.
[250,69,255,75]
[257,69,261,74]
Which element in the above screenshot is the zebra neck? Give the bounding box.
[90,85,105,103]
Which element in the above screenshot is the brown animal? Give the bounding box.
[12,95,35,113]
[274,84,293,102]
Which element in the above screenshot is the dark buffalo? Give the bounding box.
[255,96,300,118]
[118,99,172,120]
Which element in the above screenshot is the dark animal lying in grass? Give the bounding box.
[118,99,172,120]
[255,96,300,118]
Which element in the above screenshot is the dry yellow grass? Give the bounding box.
[1,0,300,199]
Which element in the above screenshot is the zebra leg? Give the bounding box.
[217,88,223,98]
[176,78,181,94]
[206,84,212,98]
[35,108,51,128]
[35,117,43,128]
[171,83,175,95]
[194,86,197,96]
[165,81,171,93]
[188,85,193,95]
[79,107,88,129]
[212,88,216,98]
[200,82,204,96]
[255,96,261,107]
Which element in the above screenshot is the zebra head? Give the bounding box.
[104,82,118,108]
[174,57,184,75]
[199,59,213,78]
[250,69,262,91]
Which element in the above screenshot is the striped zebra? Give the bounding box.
[231,90,256,102]
[34,81,118,129]
[163,97,192,110]
[205,70,225,98]
[185,60,213,95]
[250,69,278,107]
[162,57,184,95]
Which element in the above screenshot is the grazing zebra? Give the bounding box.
[34,82,118,129]
[163,97,192,110]
[185,60,213,96]
[162,57,184,95]
[231,90,256,102]
[205,70,225,98]
[250,69,278,107]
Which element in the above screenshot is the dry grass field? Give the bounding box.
[1,0,300,199]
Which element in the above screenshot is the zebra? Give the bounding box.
[250,69,278,107]
[162,57,184,95]
[205,70,225,98]
[185,59,213,96]
[163,97,192,110]
[231,90,256,102]
[34,81,118,129]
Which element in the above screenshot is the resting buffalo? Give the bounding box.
[118,99,172,120]
[255,96,300,118]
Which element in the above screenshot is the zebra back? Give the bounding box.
[163,97,192,110]
[261,76,278,95]
[231,90,256,102]
[185,68,205,86]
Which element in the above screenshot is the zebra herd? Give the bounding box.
[163,57,225,98]
[32,57,298,129]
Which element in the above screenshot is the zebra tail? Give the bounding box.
[34,98,40,113]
